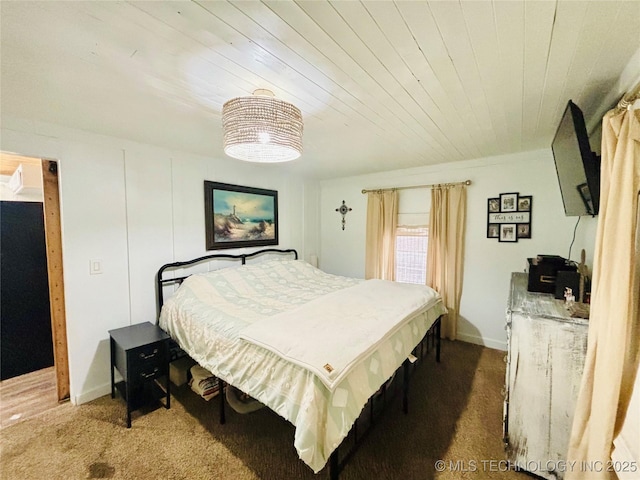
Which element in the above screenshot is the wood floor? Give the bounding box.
[0,367,62,429]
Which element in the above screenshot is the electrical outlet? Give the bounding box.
[90,259,103,275]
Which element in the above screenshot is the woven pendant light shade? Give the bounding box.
[222,90,303,163]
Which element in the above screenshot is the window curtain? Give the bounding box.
[426,184,467,340]
[566,107,640,479]
[365,190,398,280]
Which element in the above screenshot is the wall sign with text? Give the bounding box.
[487,192,532,242]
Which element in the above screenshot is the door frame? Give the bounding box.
[40,159,70,401]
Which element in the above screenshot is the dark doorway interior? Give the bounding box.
[1,201,53,380]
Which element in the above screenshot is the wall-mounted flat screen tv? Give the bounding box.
[551,100,600,216]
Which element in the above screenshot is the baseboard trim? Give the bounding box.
[457,331,507,351]
[75,383,111,405]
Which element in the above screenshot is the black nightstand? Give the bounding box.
[109,322,170,427]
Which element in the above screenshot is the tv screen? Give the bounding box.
[551,100,600,216]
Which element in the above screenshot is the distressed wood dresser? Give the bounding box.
[504,272,588,480]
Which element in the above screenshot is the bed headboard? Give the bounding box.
[155,248,298,318]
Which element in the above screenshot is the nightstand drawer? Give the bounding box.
[132,342,165,366]
[133,364,163,383]
[129,342,167,386]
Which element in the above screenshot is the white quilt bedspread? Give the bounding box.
[239,279,441,391]
[159,259,446,473]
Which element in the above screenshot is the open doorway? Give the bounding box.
[0,152,69,426]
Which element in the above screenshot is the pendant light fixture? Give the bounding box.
[222,89,303,163]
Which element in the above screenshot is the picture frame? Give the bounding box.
[204,181,279,250]
[517,223,531,239]
[487,191,532,241]
[500,193,518,212]
[517,195,532,212]
[499,223,517,242]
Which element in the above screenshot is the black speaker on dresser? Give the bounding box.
[527,255,577,294]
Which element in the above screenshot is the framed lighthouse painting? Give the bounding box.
[204,181,279,250]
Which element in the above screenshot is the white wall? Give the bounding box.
[319,149,598,350]
[1,116,310,405]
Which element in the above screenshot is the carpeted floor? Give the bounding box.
[0,341,529,480]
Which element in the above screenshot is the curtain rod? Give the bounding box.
[361,179,471,195]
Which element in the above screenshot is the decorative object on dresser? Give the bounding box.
[109,322,170,428]
[487,192,532,241]
[503,272,588,480]
[204,181,278,250]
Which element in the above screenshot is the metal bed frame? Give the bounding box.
[155,248,441,479]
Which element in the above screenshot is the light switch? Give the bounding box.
[90,259,103,275]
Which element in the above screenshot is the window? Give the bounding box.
[394,225,428,284]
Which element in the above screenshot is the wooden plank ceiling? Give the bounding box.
[1,1,638,179]
[0,153,41,177]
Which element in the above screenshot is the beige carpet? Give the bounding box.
[0,341,528,480]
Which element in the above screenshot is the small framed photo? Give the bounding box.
[487,223,499,238]
[500,193,518,212]
[517,223,531,239]
[499,223,517,242]
[488,198,500,213]
[518,195,532,212]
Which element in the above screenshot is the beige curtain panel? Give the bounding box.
[567,108,640,479]
[426,184,467,340]
[364,190,398,280]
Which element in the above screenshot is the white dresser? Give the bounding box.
[504,272,589,480]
